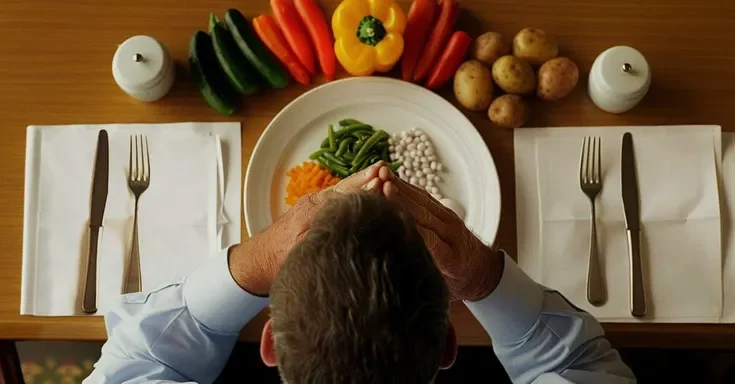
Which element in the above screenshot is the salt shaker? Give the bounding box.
[588,46,651,114]
[112,35,175,102]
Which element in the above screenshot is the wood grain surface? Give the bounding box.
[1,0,735,348]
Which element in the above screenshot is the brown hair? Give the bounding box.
[269,191,450,384]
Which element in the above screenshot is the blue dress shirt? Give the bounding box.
[84,250,635,383]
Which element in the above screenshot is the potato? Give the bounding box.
[453,60,494,111]
[488,95,529,128]
[472,32,510,67]
[537,57,579,101]
[513,28,559,67]
[492,55,536,95]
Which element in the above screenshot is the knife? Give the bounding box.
[82,130,109,314]
[621,132,646,317]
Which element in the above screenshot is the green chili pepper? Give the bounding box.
[352,130,387,166]
[328,124,337,151]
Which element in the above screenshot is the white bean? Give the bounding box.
[409,176,418,185]
[415,129,424,136]
[410,127,417,132]
[398,165,405,172]
[405,169,413,177]
[428,155,437,161]
[410,150,417,157]
[422,167,431,174]
[398,169,405,179]
[417,143,426,151]
[404,161,412,169]
[388,138,394,145]
[397,155,404,161]
[419,178,427,187]
[427,179,434,187]
[407,143,417,151]
[395,145,403,153]
[433,193,443,200]
[403,151,411,158]
[436,163,444,172]
[424,148,434,156]
[401,131,408,138]
[430,186,439,194]
[427,174,435,181]
[434,175,442,183]
[389,154,397,161]
[420,134,428,142]
[388,145,395,151]
[412,161,420,168]
[415,170,424,178]
[430,161,437,171]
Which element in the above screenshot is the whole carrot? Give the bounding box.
[401,0,438,81]
[294,0,336,80]
[270,0,316,74]
[253,14,311,85]
[412,0,459,82]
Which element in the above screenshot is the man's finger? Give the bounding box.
[415,225,455,269]
[385,175,456,223]
[333,161,384,194]
[385,181,447,234]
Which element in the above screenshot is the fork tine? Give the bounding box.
[586,136,592,184]
[129,135,133,181]
[580,137,587,184]
[596,137,602,184]
[136,135,142,181]
[590,137,597,183]
[145,135,150,181]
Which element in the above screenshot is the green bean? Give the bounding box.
[335,138,354,157]
[381,146,390,162]
[309,148,332,160]
[328,124,337,151]
[353,139,365,153]
[389,160,403,172]
[317,156,350,177]
[352,130,387,166]
[359,156,374,171]
[343,151,355,161]
[339,118,365,127]
[322,152,348,167]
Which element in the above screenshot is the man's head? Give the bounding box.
[260,191,456,383]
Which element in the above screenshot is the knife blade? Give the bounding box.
[82,130,109,314]
[621,132,646,317]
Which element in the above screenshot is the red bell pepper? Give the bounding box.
[412,0,459,82]
[270,0,316,74]
[425,31,471,90]
[294,0,336,80]
[401,0,438,81]
[253,14,311,85]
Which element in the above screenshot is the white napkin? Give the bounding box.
[515,126,722,323]
[21,122,241,316]
[720,133,735,322]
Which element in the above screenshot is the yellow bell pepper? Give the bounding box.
[332,0,406,76]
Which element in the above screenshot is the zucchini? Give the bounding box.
[224,9,289,89]
[211,22,259,95]
[188,31,237,115]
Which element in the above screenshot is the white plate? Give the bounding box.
[244,77,501,245]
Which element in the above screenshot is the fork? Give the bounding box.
[123,134,150,294]
[580,136,605,306]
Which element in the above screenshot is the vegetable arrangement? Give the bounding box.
[189,2,334,114]
[453,28,580,128]
[285,161,341,205]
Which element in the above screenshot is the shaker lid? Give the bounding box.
[112,35,169,91]
[596,46,650,98]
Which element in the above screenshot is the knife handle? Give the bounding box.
[627,229,646,317]
[82,226,101,314]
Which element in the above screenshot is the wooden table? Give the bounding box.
[1,0,735,351]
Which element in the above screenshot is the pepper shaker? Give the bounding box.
[588,46,651,114]
[112,35,175,102]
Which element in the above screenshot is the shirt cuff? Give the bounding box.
[463,252,544,344]
[183,248,269,334]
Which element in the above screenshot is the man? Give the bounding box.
[85,162,636,383]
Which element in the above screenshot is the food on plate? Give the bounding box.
[425,31,472,90]
[492,55,536,95]
[270,0,315,74]
[252,14,311,85]
[453,60,494,111]
[537,57,579,101]
[225,9,290,89]
[439,198,465,219]
[210,20,260,95]
[312,119,401,177]
[189,31,237,115]
[401,0,438,81]
[472,32,509,67]
[285,161,341,205]
[388,128,445,200]
[294,0,336,80]
[512,28,559,67]
[488,94,529,128]
[412,0,459,82]
[332,0,406,76]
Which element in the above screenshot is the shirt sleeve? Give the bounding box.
[84,248,269,384]
[464,252,637,384]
